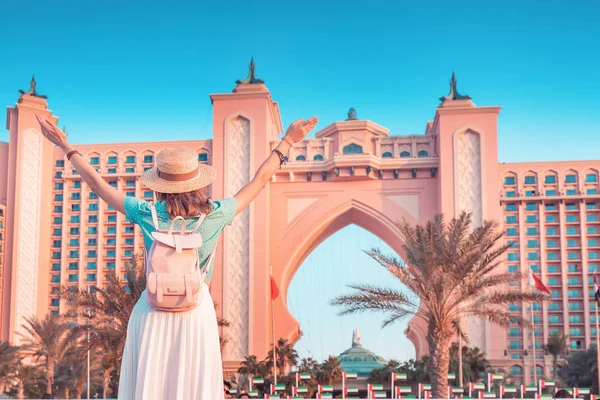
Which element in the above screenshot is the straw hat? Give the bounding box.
[141,148,216,194]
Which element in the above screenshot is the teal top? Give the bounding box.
[123,196,238,282]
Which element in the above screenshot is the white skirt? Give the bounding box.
[118,284,224,400]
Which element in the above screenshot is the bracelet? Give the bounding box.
[282,137,293,146]
[66,150,82,161]
[273,149,285,167]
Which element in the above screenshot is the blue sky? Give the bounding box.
[1,0,599,362]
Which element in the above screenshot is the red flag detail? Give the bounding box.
[270,274,279,300]
[531,272,551,295]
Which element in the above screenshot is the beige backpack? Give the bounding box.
[145,204,216,312]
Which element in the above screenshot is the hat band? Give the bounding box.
[157,167,199,182]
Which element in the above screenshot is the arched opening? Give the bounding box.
[343,144,363,155]
[288,224,417,363]
[400,151,410,158]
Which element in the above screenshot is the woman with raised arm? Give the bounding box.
[36,114,318,400]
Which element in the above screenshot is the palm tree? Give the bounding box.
[0,340,22,393]
[298,357,319,373]
[545,332,569,379]
[449,345,490,384]
[398,357,430,383]
[320,355,343,385]
[238,355,262,389]
[19,314,71,397]
[54,346,88,399]
[332,212,547,398]
[559,346,598,390]
[14,362,45,400]
[267,338,299,376]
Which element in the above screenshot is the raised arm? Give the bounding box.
[234,117,318,215]
[36,115,126,214]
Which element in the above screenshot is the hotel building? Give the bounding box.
[1,69,598,383]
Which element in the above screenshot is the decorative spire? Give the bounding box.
[236,57,264,85]
[18,75,47,99]
[439,72,470,102]
[347,107,357,120]
[352,328,362,347]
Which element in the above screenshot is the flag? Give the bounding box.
[270,274,279,300]
[343,371,358,379]
[594,274,600,305]
[293,386,308,394]
[530,270,551,294]
[393,372,408,380]
[502,386,518,394]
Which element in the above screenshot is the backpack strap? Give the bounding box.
[190,214,207,234]
[150,203,160,231]
[201,244,218,274]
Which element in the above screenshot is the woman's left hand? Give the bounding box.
[283,116,318,144]
[36,114,69,150]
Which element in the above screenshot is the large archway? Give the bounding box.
[262,187,435,362]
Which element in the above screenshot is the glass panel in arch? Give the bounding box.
[343,144,363,155]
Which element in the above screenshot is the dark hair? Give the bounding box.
[223,380,232,389]
[554,390,572,398]
[156,189,212,217]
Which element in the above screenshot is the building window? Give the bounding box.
[506,203,517,212]
[508,341,522,350]
[567,240,578,247]
[87,262,97,270]
[107,156,117,165]
[106,250,116,257]
[565,174,577,183]
[507,253,518,261]
[546,240,558,248]
[417,150,428,157]
[587,214,598,222]
[509,328,521,337]
[568,277,581,285]
[51,275,60,284]
[124,250,133,257]
[506,215,517,224]
[525,215,537,223]
[198,153,209,162]
[125,155,135,164]
[566,189,577,196]
[527,252,538,261]
[589,239,598,247]
[506,228,517,236]
[567,252,579,260]
[88,238,97,246]
[68,274,78,283]
[508,265,518,273]
[548,265,560,273]
[400,151,410,158]
[70,216,80,224]
[343,144,362,155]
[126,180,136,187]
[71,193,80,201]
[549,315,561,323]
[125,226,135,233]
[106,261,115,269]
[89,192,98,200]
[526,227,538,235]
[88,204,98,212]
[527,240,538,248]
[143,191,153,199]
[566,203,577,210]
[125,167,135,173]
[586,174,597,183]
[70,227,79,235]
[566,227,578,235]
[313,154,324,161]
[588,227,598,234]
[587,189,598,195]
[382,151,392,158]
[545,175,557,184]
[590,252,599,259]
[548,303,560,311]
[88,227,98,235]
[505,176,516,185]
[505,191,516,198]
[546,215,557,223]
[90,157,99,165]
[87,250,97,258]
[125,238,134,245]
[143,155,154,163]
[525,176,536,184]
[86,273,96,282]
[525,203,537,211]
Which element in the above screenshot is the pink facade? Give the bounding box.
[1,72,598,383]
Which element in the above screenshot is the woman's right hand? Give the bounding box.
[36,114,69,150]
[283,116,318,144]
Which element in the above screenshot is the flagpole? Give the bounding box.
[270,264,277,386]
[529,268,537,385]
[458,332,463,388]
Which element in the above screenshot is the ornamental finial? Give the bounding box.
[18,75,48,99]
[439,72,471,102]
[347,107,357,120]
[236,57,265,85]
